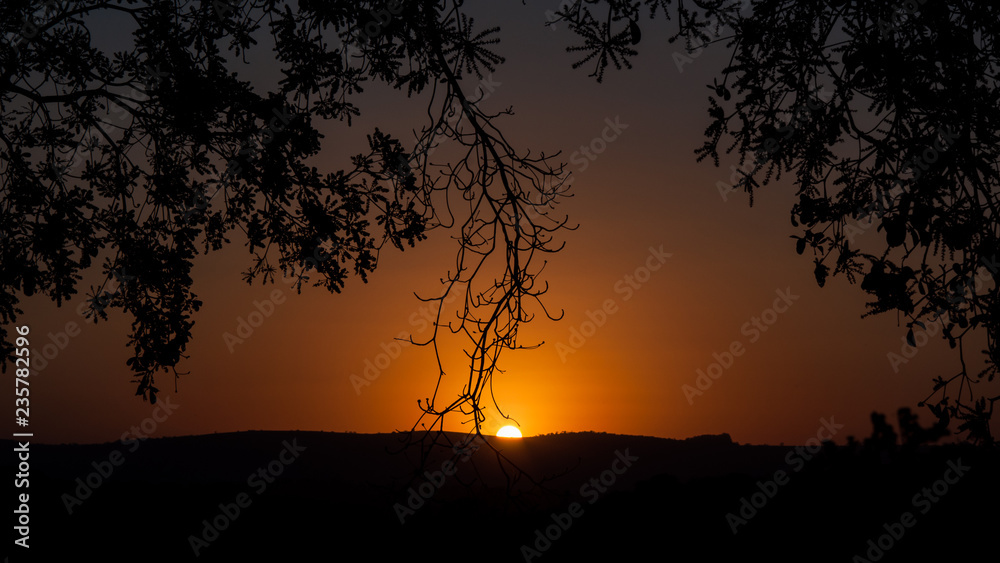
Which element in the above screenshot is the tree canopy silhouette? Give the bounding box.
[1,0,569,417]
[553,0,1000,443]
[7,0,998,448]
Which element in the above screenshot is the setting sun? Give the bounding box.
[496,425,523,438]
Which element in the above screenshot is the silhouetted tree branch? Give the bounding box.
[0,0,572,441]
[397,5,573,481]
[555,0,1000,444]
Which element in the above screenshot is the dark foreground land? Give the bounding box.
[3,430,998,562]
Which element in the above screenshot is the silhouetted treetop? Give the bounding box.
[1,1,569,405]
[554,0,1000,443]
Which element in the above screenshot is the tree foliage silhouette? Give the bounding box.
[11,0,995,451]
[0,0,568,422]
[553,0,1000,444]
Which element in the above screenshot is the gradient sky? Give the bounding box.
[12,1,982,446]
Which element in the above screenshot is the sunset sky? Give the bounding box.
[14,1,978,446]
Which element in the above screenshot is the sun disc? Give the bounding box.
[496,425,522,438]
